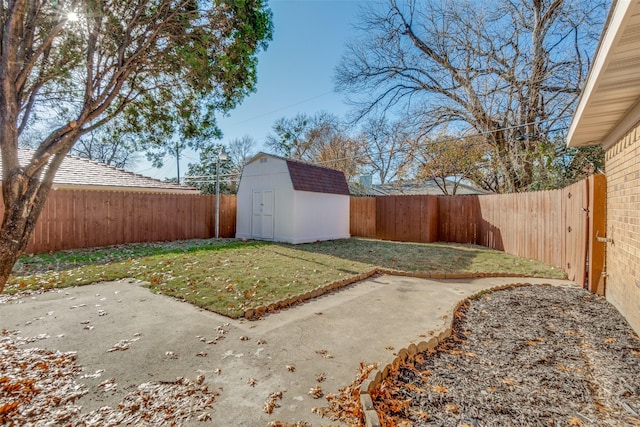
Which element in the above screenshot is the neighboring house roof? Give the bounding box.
[247,152,350,196]
[351,179,490,196]
[567,0,640,148]
[4,149,199,194]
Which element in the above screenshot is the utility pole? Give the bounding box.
[215,147,228,239]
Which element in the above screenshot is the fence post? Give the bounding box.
[588,174,607,295]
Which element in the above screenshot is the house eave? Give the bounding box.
[567,0,640,149]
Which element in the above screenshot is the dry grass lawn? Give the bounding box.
[8,238,566,318]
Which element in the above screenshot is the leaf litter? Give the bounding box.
[1,329,218,425]
[312,361,379,425]
[372,285,640,426]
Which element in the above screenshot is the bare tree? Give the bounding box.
[0,0,272,291]
[227,135,256,191]
[358,116,413,185]
[336,0,607,193]
[266,112,365,180]
[228,135,256,170]
[71,125,138,169]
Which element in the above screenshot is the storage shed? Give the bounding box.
[236,152,350,244]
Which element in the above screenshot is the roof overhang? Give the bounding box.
[567,0,640,149]
[52,184,201,194]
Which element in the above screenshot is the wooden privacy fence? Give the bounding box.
[13,176,605,292]
[3,189,237,254]
[350,175,606,292]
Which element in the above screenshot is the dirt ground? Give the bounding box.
[374,285,640,427]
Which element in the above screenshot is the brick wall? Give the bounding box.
[605,121,640,333]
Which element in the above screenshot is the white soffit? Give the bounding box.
[567,0,640,148]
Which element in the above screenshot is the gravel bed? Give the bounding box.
[373,285,640,426]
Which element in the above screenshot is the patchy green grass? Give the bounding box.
[295,238,566,279]
[12,238,239,274]
[7,238,566,318]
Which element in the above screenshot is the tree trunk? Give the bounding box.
[0,237,25,293]
[0,171,55,293]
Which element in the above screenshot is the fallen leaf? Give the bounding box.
[248,377,257,387]
[412,408,430,420]
[308,385,323,399]
[268,421,310,427]
[604,337,616,343]
[197,412,211,422]
[240,336,250,341]
[385,345,395,351]
[264,390,284,414]
[431,385,448,393]
[313,361,378,425]
[315,373,326,383]
[315,349,333,359]
[568,416,584,426]
[107,340,129,352]
[196,352,207,357]
[445,403,459,414]
[286,365,296,372]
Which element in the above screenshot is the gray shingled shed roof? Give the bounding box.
[4,149,199,194]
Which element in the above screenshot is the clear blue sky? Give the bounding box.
[133,0,366,181]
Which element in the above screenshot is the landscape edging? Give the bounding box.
[241,269,556,426]
[242,268,553,320]
[359,281,551,427]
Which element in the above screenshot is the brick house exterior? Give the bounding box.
[567,0,640,333]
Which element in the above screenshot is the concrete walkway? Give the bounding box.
[0,275,577,426]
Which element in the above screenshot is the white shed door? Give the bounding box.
[251,189,274,240]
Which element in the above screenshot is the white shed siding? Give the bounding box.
[236,156,294,241]
[236,152,351,244]
[291,191,350,244]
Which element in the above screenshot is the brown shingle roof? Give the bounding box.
[285,159,350,195]
[6,149,198,193]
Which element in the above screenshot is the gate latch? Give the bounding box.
[595,230,613,244]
